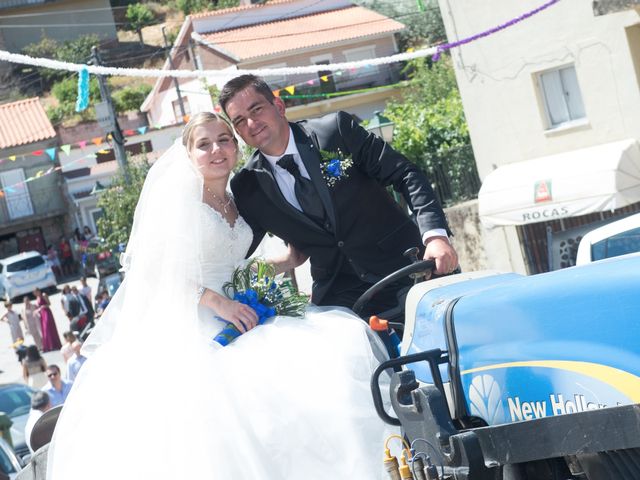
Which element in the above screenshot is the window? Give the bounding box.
[262,63,287,88]
[172,97,191,123]
[0,168,34,219]
[6,255,45,272]
[591,227,640,261]
[538,65,586,128]
[343,46,379,80]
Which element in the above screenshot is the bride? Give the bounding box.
[46,112,393,479]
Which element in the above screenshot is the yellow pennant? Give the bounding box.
[9,155,16,161]
[35,170,45,178]
[285,86,295,95]
[320,75,329,82]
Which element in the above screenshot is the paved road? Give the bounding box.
[0,276,100,385]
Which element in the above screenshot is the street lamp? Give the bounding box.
[366,111,395,143]
[90,181,106,196]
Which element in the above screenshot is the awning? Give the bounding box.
[478,139,640,227]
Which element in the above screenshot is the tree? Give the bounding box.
[96,159,151,251]
[112,83,153,113]
[175,0,238,15]
[47,75,101,124]
[385,57,480,206]
[125,3,156,45]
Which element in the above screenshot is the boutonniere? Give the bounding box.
[319,148,353,187]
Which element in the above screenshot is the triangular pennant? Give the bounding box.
[97,149,109,154]
[183,115,190,124]
[32,150,44,156]
[306,79,315,85]
[91,137,103,147]
[35,170,45,178]
[45,167,54,175]
[78,140,87,149]
[335,71,343,76]
[320,75,329,82]
[137,126,147,135]
[45,147,57,161]
[60,144,71,156]
[154,124,162,130]
[273,89,281,97]
[284,86,295,95]
[124,129,135,136]
[9,155,16,161]
[106,133,113,141]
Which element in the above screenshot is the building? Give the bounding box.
[0,97,70,258]
[437,0,640,273]
[141,0,406,126]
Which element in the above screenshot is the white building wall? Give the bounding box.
[148,79,215,128]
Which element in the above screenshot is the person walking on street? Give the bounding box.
[34,288,62,352]
[22,296,43,351]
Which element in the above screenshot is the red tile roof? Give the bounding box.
[0,97,56,149]
[200,6,405,61]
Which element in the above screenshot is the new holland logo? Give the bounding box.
[534,180,552,203]
[468,374,506,425]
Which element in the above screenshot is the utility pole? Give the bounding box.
[91,46,128,181]
[162,26,186,118]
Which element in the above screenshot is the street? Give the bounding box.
[0,276,100,385]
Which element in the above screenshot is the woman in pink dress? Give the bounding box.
[34,288,62,352]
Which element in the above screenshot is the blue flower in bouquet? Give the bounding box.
[319,149,353,187]
[213,260,308,346]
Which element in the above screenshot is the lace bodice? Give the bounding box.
[199,203,253,294]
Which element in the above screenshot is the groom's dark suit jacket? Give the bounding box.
[230,111,450,306]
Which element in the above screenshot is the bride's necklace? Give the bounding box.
[205,186,233,214]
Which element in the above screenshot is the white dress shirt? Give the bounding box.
[262,127,310,213]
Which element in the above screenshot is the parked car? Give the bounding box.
[0,383,35,463]
[0,436,22,479]
[0,252,57,302]
[575,212,640,265]
[80,238,120,280]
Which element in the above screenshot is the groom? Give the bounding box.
[221,75,458,318]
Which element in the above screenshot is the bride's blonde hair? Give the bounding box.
[182,112,237,151]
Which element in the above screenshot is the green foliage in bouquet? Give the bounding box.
[222,259,308,318]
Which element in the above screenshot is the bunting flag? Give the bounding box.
[273,89,281,97]
[78,140,87,149]
[97,149,109,154]
[60,144,71,156]
[124,129,135,136]
[306,79,315,85]
[45,147,56,161]
[106,133,113,141]
[320,75,329,82]
[91,137,103,147]
[9,155,16,161]
[183,115,190,123]
[284,86,295,95]
[35,170,45,178]
[137,126,147,135]
[154,124,162,130]
[32,150,44,156]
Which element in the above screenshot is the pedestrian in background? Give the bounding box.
[61,331,81,364]
[22,345,48,389]
[34,288,62,352]
[25,391,51,454]
[1,301,24,344]
[42,365,72,407]
[22,296,43,351]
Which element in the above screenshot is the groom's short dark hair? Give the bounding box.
[219,74,276,115]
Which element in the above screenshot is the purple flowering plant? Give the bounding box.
[319,148,353,187]
[213,259,308,346]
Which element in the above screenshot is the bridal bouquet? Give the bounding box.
[213,259,308,346]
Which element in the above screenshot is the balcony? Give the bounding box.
[0,184,67,228]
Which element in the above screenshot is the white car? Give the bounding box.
[0,251,57,302]
[575,212,640,265]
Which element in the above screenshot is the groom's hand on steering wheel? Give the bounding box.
[423,236,459,276]
[218,298,259,333]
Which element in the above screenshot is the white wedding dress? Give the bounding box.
[46,141,393,479]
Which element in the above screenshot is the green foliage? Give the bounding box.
[175,0,238,15]
[385,58,479,205]
[47,76,101,124]
[96,160,151,251]
[22,33,100,85]
[357,0,446,50]
[125,3,156,44]
[112,84,153,113]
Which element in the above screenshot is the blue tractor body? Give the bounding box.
[381,252,640,479]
